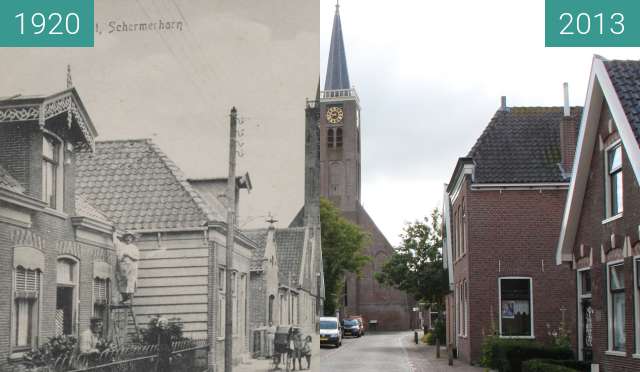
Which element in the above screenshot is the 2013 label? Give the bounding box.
[559,12,624,36]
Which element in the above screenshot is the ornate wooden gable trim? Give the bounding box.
[0,89,96,151]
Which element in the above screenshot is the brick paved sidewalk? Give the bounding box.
[402,333,484,372]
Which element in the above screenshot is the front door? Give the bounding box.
[581,298,593,363]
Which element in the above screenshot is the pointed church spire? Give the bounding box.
[66,64,73,89]
[324,1,350,91]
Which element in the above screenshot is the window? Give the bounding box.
[609,263,625,352]
[56,258,78,336]
[13,267,41,350]
[327,128,335,148]
[218,268,225,291]
[232,272,237,335]
[499,278,533,337]
[217,267,225,337]
[42,136,59,208]
[577,269,593,362]
[268,295,275,324]
[606,143,623,217]
[93,278,109,323]
[336,128,343,148]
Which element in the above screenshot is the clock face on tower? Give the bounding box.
[326,106,344,124]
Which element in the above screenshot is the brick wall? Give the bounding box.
[571,104,640,372]
[0,123,35,195]
[450,175,576,364]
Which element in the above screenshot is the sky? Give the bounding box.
[1,0,318,229]
[320,0,640,246]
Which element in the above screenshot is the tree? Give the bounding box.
[376,208,448,304]
[376,208,449,352]
[320,198,370,316]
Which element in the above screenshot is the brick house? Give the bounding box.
[556,56,640,371]
[76,139,255,369]
[443,98,581,364]
[0,89,116,369]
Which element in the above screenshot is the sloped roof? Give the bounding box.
[243,228,270,271]
[603,60,640,143]
[324,4,350,90]
[75,195,111,223]
[275,227,306,285]
[0,165,25,193]
[468,107,582,183]
[76,139,222,231]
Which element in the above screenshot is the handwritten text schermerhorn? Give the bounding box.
[96,20,184,35]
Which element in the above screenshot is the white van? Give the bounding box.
[320,316,342,347]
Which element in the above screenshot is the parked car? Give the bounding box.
[320,317,342,347]
[341,318,362,338]
[347,315,366,335]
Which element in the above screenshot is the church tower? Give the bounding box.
[320,2,361,213]
[320,2,411,331]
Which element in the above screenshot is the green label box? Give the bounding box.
[0,0,94,47]
[546,0,640,47]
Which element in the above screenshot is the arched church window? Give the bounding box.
[327,128,335,148]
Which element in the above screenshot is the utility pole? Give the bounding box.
[224,107,238,372]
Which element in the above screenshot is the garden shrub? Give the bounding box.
[522,359,588,372]
[140,316,191,346]
[23,335,78,367]
[424,332,435,345]
[480,337,574,372]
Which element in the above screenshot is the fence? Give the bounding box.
[19,339,208,372]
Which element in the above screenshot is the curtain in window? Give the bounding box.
[500,279,532,336]
[612,292,625,350]
[14,267,40,348]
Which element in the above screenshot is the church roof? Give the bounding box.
[76,139,223,231]
[275,227,306,285]
[467,106,582,183]
[324,3,350,91]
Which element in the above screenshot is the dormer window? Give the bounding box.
[42,136,60,209]
[605,142,623,218]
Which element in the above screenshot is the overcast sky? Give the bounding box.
[320,0,640,246]
[1,0,318,229]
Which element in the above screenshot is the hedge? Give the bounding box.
[522,359,589,372]
[480,337,574,372]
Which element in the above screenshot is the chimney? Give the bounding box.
[500,96,508,111]
[560,83,577,176]
[563,82,570,117]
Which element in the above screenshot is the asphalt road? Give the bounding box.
[320,332,413,372]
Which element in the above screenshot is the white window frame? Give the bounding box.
[603,139,623,222]
[606,260,627,356]
[42,133,65,211]
[576,268,592,361]
[56,256,79,337]
[12,266,42,352]
[498,277,534,339]
[633,257,640,359]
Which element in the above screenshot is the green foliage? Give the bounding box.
[375,209,449,306]
[140,316,189,345]
[546,319,571,349]
[24,335,77,367]
[522,359,588,372]
[480,337,574,372]
[424,332,435,345]
[320,198,370,315]
[433,319,445,345]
